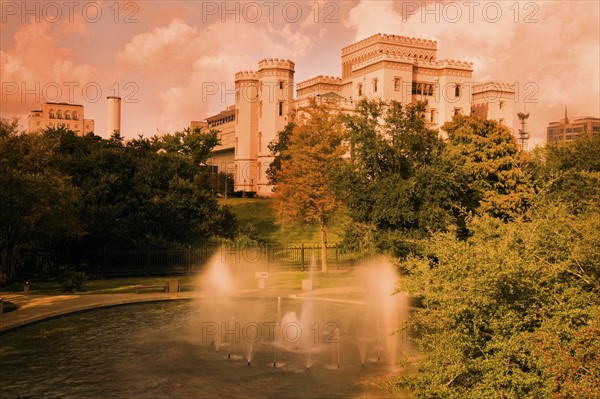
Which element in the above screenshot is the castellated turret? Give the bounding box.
[234,71,259,193]
[234,59,295,196]
[256,58,295,196]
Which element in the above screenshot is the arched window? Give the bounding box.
[57,110,63,119]
[49,109,56,119]
[64,111,71,120]
[72,111,79,120]
[455,84,461,98]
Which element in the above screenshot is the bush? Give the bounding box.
[59,270,88,292]
[244,191,256,198]
[1,300,18,313]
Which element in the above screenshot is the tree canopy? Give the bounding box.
[392,133,600,398]
[273,99,346,272]
[0,120,237,283]
[335,99,470,255]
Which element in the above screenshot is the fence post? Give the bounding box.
[335,245,339,270]
[301,244,305,271]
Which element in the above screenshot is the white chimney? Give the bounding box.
[106,96,121,135]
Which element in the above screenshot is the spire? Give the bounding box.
[565,106,569,124]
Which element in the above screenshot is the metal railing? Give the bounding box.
[17,244,359,279]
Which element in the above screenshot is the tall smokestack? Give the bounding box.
[106,96,121,136]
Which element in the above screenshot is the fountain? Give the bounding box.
[194,251,409,371]
[0,250,414,398]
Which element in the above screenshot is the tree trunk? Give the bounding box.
[320,222,328,273]
[0,247,18,285]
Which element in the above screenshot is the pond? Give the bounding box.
[0,298,412,399]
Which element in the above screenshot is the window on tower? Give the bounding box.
[358,83,363,97]
[373,78,378,93]
[279,101,283,116]
[455,84,461,98]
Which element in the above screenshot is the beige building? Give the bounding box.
[204,106,236,175]
[547,112,600,143]
[471,82,515,128]
[28,102,95,135]
[196,33,517,197]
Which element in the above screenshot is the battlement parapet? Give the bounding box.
[436,59,474,69]
[296,75,343,90]
[472,81,515,93]
[342,33,437,56]
[235,70,259,81]
[258,58,295,71]
[351,54,415,71]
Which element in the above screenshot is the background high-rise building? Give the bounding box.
[547,109,600,143]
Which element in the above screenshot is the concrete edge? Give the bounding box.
[0,294,197,334]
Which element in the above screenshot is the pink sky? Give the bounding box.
[1,0,599,147]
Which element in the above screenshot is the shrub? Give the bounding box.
[59,270,88,292]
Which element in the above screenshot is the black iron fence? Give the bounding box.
[17,244,359,280]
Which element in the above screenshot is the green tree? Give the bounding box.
[0,119,80,283]
[394,206,599,398]
[393,134,600,398]
[336,99,469,255]
[156,127,220,166]
[443,114,532,220]
[45,127,235,252]
[273,99,346,272]
[526,133,600,213]
[267,121,295,184]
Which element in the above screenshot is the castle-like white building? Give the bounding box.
[198,34,516,197]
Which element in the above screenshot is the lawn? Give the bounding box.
[219,197,348,244]
[0,269,366,298]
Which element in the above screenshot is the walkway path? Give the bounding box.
[0,292,202,333]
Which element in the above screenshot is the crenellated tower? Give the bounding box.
[234,71,259,193]
[255,58,295,196]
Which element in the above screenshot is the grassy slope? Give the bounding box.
[220,198,347,245]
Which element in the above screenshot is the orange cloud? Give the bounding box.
[345,0,600,146]
[116,17,321,133]
[1,18,95,115]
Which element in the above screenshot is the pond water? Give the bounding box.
[0,298,412,399]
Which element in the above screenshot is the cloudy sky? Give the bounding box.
[1,0,599,147]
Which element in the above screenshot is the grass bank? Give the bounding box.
[220,197,348,244]
[0,268,366,298]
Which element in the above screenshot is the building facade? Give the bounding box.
[203,105,236,175]
[196,33,517,197]
[547,111,600,143]
[28,102,95,135]
[471,82,515,128]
